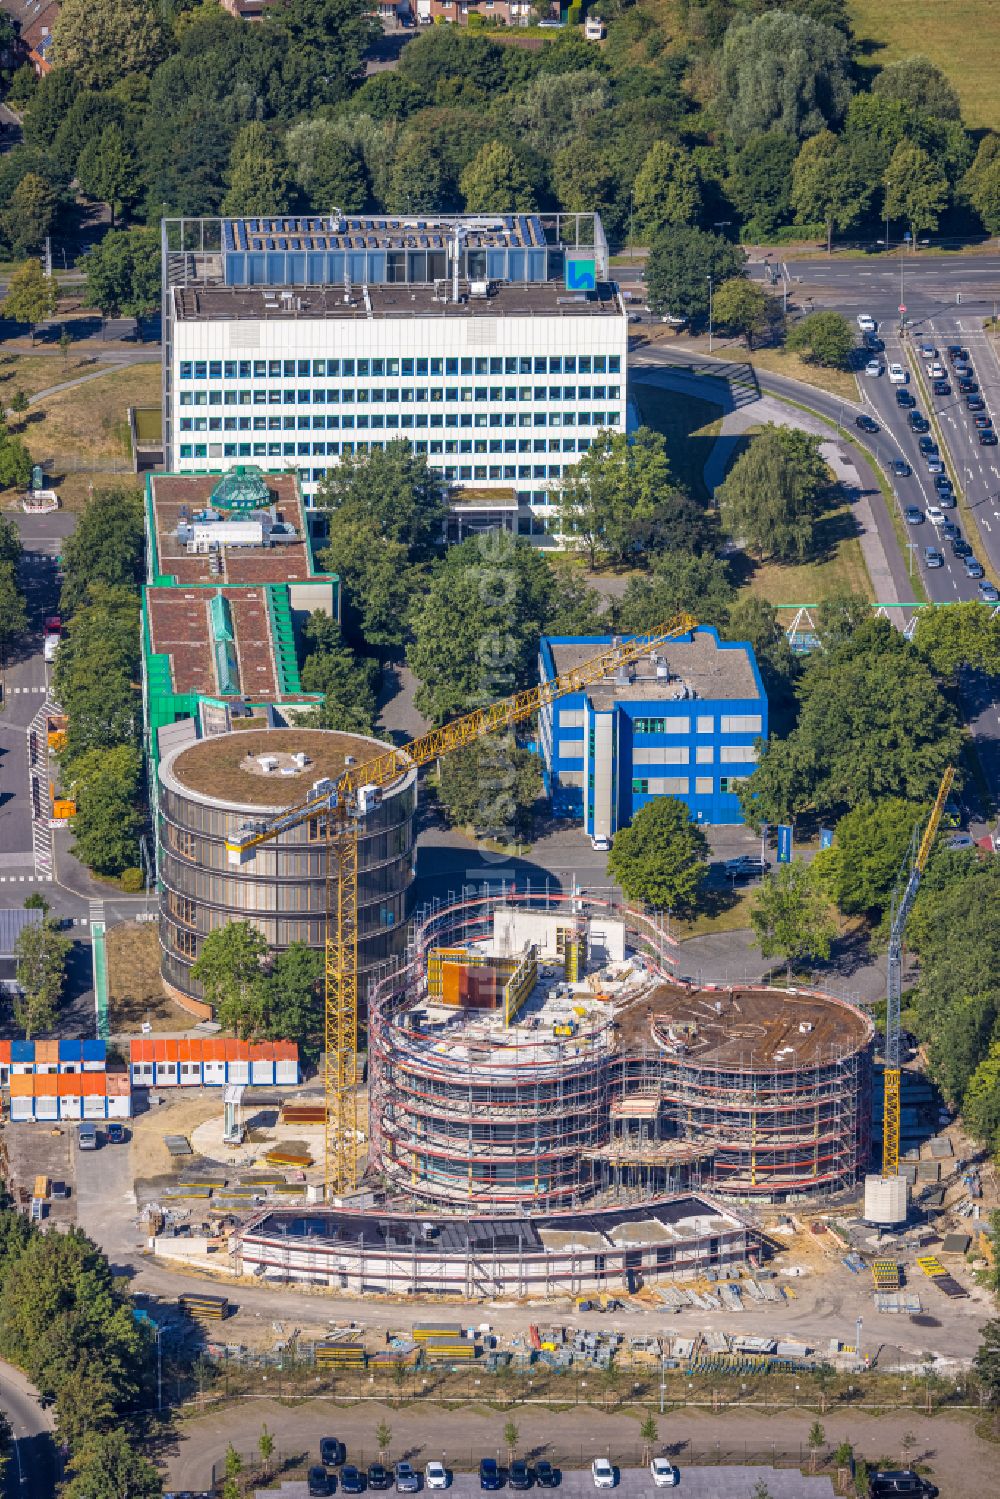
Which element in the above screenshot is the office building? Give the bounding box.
[161,213,627,537]
[537,626,768,839]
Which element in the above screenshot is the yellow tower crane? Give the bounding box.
[881,764,955,1179]
[226,613,699,1197]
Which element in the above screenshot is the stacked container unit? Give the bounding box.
[0,1040,107,1085]
[128,1037,299,1088]
[8,1073,132,1120]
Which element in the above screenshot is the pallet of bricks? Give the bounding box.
[413,1322,476,1363]
[871,1260,900,1292]
[915,1255,968,1298]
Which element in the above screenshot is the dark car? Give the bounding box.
[980,429,998,444]
[322,1441,347,1469]
[369,1470,393,1492]
[309,1470,334,1499]
[891,458,911,477]
[934,475,953,492]
[341,1470,366,1495]
[924,547,944,568]
[106,1122,127,1144]
[509,1463,533,1491]
[904,506,923,524]
[932,380,951,396]
[479,1460,503,1491]
[534,1465,558,1490]
[908,411,930,433]
[856,414,880,433]
[949,347,970,362]
[967,396,986,411]
[952,538,972,559]
[917,436,937,454]
[896,388,916,408]
[959,379,979,394]
[974,414,992,429]
[937,491,956,508]
[941,520,960,541]
[724,856,770,879]
[869,1472,938,1498]
[964,555,985,579]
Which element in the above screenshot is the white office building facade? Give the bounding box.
[163,215,628,538]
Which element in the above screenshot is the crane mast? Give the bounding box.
[882,765,955,1179]
[225,614,699,1197]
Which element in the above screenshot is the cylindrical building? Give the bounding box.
[158,727,415,1014]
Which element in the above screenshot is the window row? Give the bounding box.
[179,355,622,380]
[177,411,617,432]
[178,387,621,408]
[177,448,577,482]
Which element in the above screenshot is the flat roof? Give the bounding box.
[147,473,323,586]
[172,281,622,324]
[145,585,302,703]
[224,212,550,254]
[616,984,873,1067]
[545,630,760,706]
[161,727,407,807]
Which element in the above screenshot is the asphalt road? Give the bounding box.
[0,1360,57,1499]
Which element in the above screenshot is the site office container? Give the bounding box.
[34,1073,58,1120]
[274,1042,299,1086]
[82,1040,107,1072]
[106,1074,132,1119]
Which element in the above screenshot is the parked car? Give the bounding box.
[857,313,877,331]
[508,1463,532,1491]
[341,1469,366,1495]
[904,506,923,524]
[368,1468,392,1491]
[650,1460,679,1488]
[78,1122,98,1150]
[395,1466,420,1495]
[895,388,916,407]
[724,856,770,879]
[979,580,999,602]
[945,833,975,851]
[865,358,883,377]
[591,1460,615,1491]
[425,1464,448,1492]
[479,1461,503,1492]
[322,1441,347,1469]
[869,1471,939,1499]
[963,555,985,578]
[888,361,907,382]
[891,458,911,477]
[534,1464,558,1490]
[856,414,880,433]
[924,547,944,568]
[106,1122,126,1145]
[309,1470,333,1499]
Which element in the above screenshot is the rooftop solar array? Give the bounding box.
[224,214,549,254]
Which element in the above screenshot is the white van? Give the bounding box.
[888,363,908,384]
[78,1122,98,1150]
[43,634,59,664]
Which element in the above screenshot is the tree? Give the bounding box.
[0,515,22,571]
[974,1319,1000,1407]
[0,437,32,493]
[873,54,962,120]
[1,259,58,343]
[750,864,837,978]
[711,278,769,349]
[607,796,709,914]
[884,143,949,247]
[0,564,28,659]
[751,1481,773,1499]
[460,141,537,214]
[222,123,292,217]
[191,922,269,1036]
[376,1422,392,1463]
[437,737,541,841]
[962,1043,1000,1153]
[258,1424,275,1478]
[739,620,963,826]
[224,1445,243,1483]
[914,601,1000,680]
[67,745,144,877]
[285,119,370,213]
[639,1415,658,1466]
[82,227,160,322]
[59,487,144,615]
[814,798,927,919]
[786,311,854,369]
[262,944,323,1055]
[963,137,1000,234]
[716,12,852,146]
[808,1421,825,1473]
[0,173,57,259]
[724,596,798,720]
[76,126,138,227]
[717,425,825,563]
[645,227,745,326]
[557,427,671,568]
[727,132,797,240]
[791,130,868,255]
[316,442,445,561]
[52,0,167,89]
[503,1421,519,1464]
[299,625,380,735]
[58,328,72,366]
[617,554,735,634]
[14,919,71,1037]
[63,1428,162,1499]
[633,141,702,241]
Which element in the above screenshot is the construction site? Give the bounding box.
[365,887,874,1218]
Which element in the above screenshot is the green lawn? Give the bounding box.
[848,0,1000,130]
[630,383,723,505]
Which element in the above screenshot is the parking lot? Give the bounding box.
[238,1469,835,1499]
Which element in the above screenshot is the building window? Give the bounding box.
[721,715,763,734]
[631,778,648,794]
[696,715,715,734]
[720,744,759,763]
[171,826,196,860]
[169,892,197,927]
[720,776,747,794]
[174,927,198,960]
[695,776,713,795]
[633,717,666,735]
[695,745,714,764]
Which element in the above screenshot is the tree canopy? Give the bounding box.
[750,862,838,978]
[716,11,853,146]
[607,796,709,913]
[716,424,827,562]
[645,228,746,326]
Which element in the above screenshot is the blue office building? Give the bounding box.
[538,627,767,840]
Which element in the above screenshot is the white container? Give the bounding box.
[107,1094,132,1119]
[203,1060,226,1086]
[250,1059,273,1085]
[275,1059,299,1086]
[35,1096,58,1120]
[154,1061,178,1086]
[10,1098,33,1121]
[131,1062,154,1085]
[83,1094,106,1119]
[179,1061,202,1085]
[228,1059,250,1084]
[59,1095,83,1120]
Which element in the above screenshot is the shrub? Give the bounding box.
[119,866,144,893]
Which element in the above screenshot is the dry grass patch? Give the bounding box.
[106,920,198,1036]
[743,496,874,608]
[748,346,859,403]
[0,352,107,402]
[29,361,160,465]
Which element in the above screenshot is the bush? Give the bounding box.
[567,3,583,22]
[119,867,144,893]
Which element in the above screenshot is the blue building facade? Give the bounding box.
[538,627,767,840]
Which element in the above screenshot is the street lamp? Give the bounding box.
[707,275,714,352]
